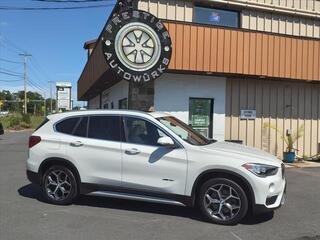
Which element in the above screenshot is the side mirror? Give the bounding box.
[0,123,4,135]
[157,136,175,147]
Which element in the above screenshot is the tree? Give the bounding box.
[0,90,46,115]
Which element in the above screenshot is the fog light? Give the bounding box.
[269,183,275,193]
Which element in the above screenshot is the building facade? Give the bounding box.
[78,0,320,158]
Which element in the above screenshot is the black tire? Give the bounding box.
[41,165,79,205]
[198,178,248,225]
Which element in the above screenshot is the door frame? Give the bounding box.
[188,97,214,139]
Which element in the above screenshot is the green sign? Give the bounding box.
[190,99,211,127]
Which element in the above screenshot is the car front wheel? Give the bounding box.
[41,165,79,205]
[198,178,248,225]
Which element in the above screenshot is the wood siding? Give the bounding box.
[137,0,193,22]
[165,21,320,81]
[235,0,320,13]
[242,10,320,38]
[226,78,320,158]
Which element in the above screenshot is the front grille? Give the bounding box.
[266,195,278,206]
[281,163,285,179]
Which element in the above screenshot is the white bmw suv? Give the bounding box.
[27,110,286,225]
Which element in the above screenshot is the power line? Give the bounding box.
[0,4,114,11]
[0,57,22,64]
[0,79,22,82]
[29,78,47,91]
[29,65,49,86]
[0,67,22,75]
[28,79,46,92]
[30,57,51,78]
[0,71,22,77]
[0,36,27,53]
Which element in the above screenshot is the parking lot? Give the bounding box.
[0,131,320,240]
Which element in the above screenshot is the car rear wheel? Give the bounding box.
[41,165,79,205]
[198,178,248,225]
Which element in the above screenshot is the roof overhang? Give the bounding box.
[78,21,320,101]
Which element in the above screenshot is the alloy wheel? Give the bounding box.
[45,169,72,201]
[114,22,161,72]
[204,184,241,221]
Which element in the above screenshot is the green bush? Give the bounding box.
[22,114,31,124]
[9,115,21,128]
[20,121,30,129]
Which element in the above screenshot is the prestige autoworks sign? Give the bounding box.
[101,7,172,83]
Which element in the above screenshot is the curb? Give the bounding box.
[285,161,320,168]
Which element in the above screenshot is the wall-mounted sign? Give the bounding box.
[102,3,172,83]
[240,110,256,120]
[56,82,72,110]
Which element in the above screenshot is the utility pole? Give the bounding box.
[48,80,54,113]
[19,53,32,114]
[43,92,46,117]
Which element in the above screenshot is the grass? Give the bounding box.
[0,114,44,130]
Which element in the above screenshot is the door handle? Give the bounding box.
[70,141,84,147]
[125,148,141,155]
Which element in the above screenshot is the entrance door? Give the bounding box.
[121,116,188,195]
[189,98,214,138]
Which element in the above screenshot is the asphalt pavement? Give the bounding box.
[0,131,320,240]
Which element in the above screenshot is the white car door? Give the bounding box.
[61,115,122,187]
[121,116,188,195]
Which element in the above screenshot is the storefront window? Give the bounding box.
[119,98,128,109]
[194,7,239,28]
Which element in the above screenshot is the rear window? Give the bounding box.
[88,116,120,141]
[73,117,88,137]
[55,117,80,134]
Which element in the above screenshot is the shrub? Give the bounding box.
[20,121,30,129]
[9,115,21,128]
[22,114,31,124]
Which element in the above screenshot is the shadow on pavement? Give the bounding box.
[18,183,274,225]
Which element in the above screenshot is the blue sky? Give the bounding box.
[0,0,116,106]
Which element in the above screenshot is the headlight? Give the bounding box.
[242,163,279,177]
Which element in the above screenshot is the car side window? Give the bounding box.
[88,115,121,141]
[73,117,88,137]
[55,117,80,134]
[123,117,167,146]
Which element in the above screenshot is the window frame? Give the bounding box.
[121,116,183,148]
[54,117,81,136]
[193,5,241,29]
[87,115,122,142]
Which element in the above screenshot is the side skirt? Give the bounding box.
[80,183,193,207]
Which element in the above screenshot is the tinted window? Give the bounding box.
[194,7,239,28]
[56,117,80,134]
[88,116,120,141]
[73,117,88,137]
[124,117,167,146]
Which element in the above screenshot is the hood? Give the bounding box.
[200,141,281,167]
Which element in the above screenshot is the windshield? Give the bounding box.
[157,116,215,146]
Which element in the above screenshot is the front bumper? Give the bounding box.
[253,183,286,214]
[247,164,286,213]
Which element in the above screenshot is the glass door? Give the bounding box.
[189,98,214,138]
